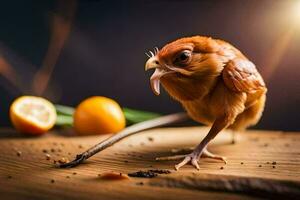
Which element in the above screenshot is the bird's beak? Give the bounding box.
[145,56,171,95]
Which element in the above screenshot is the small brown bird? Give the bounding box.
[145,36,267,170]
[59,36,266,170]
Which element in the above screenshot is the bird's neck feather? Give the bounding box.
[161,74,219,102]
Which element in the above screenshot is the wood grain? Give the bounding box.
[0,127,299,200]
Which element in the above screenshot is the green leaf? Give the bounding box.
[55,104,75,116]
[55,115,73,126]
[123,107,161,125]
[54,104,162,127]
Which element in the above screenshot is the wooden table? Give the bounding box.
[0,127,299,200]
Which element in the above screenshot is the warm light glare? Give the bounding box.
[291,0,300,24]
[261,1,300,81]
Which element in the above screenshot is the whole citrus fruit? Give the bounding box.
[10,96,57,135]
[73,96,125,135]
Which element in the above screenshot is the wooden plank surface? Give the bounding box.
[0,127,299,200]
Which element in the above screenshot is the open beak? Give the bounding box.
[145,56,172,95]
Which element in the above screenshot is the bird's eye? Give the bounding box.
[179,51,190,61]
[174,50,192,66]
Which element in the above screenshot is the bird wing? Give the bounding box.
[222,58,266,93]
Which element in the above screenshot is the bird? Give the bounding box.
[145,36,267,170]
[59,36,266,171]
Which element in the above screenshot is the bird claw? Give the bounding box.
[202,148,227,164]
[175,153,200,171]
[173,148,227,170]
[156,147,227,171]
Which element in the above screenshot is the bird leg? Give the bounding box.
[156,115,229,170]
[174,116,229,170]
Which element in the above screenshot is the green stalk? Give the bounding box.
[54,104,161,127]
[55,104,75,126]
[56,115,73,127]
[55,104,75,116]
[123,107,161,125]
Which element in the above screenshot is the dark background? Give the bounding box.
[0,0,299,131]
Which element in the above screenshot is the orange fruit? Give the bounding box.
[10,96,57,135]
[73,96,125,135]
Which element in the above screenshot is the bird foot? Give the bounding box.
[156,148,227,170]
[201,148,227,164]
[175,152,201,170]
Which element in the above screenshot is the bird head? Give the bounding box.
[145,36,230,98]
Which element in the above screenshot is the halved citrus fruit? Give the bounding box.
[74,96,125,135]
[10,96,57,135]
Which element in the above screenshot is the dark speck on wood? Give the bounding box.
[16,151,22,156]
[128,169,171,178]
[128,171,157,178]
[45,154,51,160]
[148,169,171,174]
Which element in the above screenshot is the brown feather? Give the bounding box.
[157,36,267,130]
